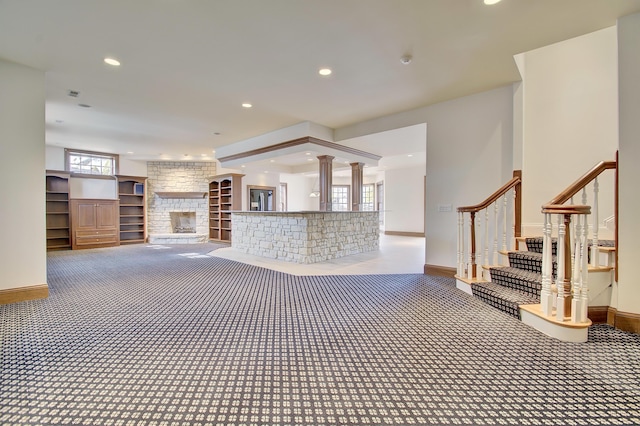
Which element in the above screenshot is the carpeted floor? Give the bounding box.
[1,243,639,425]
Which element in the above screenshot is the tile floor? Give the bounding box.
[209,233,426,275]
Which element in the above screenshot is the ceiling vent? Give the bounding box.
[67,90,80,98]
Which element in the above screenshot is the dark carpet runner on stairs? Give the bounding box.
[471,237,614,319]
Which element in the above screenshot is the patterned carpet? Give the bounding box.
[1,243,639,425]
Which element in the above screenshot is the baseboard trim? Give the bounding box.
[610,308,640,334]
[384,231,424,237]
[424,264,456,278]
[0,284,49,305]
[587,306,609,324]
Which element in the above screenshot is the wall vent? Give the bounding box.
[67,90,80,98]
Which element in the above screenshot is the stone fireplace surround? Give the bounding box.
[147,161,216,244]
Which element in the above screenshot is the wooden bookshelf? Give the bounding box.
[116,175,147,244]
[209,174,243,242]
[46,171,71,251]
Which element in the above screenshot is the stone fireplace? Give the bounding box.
[146,161,216,244]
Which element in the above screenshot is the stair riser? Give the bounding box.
[489,271,541,297]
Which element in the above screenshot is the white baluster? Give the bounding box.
[457,212,463,277]
[493,202,499,265]
[467,214,473,280]
[556,214,567,321]
[476,216,483,279]
[484,209,489,279]
[512,188,517,251]
[502,194,507,258]
[571,215,583,323]
[591,177,600,267]
[580,214,590,323]
[541,213,554,316]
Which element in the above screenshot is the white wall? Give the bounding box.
[617,12,640,316]
[336,85,514,268]
[279,173,316,211]
[0,59,46,291]
[516,26,618,234]
[45,145,65,170]
[384,166,425,234]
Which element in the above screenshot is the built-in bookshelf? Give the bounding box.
[46,170,72,250]
[209,174,243,242]
[116,175,147,244]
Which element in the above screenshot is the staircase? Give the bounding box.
[455,161,618,342]
[471,237,614,321]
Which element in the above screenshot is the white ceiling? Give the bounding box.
[1,0,639,167]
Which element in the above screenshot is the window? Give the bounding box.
[362,184,375,211]
[332,185,350,211]
[65,149,119,176]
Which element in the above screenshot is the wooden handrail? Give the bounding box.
[541,205,591,215]
[457,170,522,213]
[544,161,616,207]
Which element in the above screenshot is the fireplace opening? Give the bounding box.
[170,212,196,233]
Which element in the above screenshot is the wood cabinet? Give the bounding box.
[116,175,147,244]
[70,199,120,249]
[209,174,243,242]
[46,171,72,251]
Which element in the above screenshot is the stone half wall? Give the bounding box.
[231,211,380,264]
[147,162,216,235]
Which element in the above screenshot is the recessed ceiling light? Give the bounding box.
[408,154,413,157]
[241,165,246,168]
[201,154,207,157]
[127,151,134,154]
[270,159,275,163]
[242,103,252,108]
[307,158,313,162]
[318,68,332,76]
[305,152,311,155]
[264,171,269,174]
[104,57,121,66]
[483,0,501,4]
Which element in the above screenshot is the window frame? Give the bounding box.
[362,183,375,211]
[65,148,119,178]
[331,185,350,211]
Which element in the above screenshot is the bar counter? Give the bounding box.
[231,211,380,264]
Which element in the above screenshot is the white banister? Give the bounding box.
[493,202,499,265]
[467,214,473,280]
[591,177,600,267]
[571,216,583,323]
[556,215,567,321]
[457,212,463,277]
[502,194,507,254]
[476,217,483,279]
[483,209,489,279]
[540,213,553,316]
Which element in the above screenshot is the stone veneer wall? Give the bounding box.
[147,162,216,235]
[232,211,379,263]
